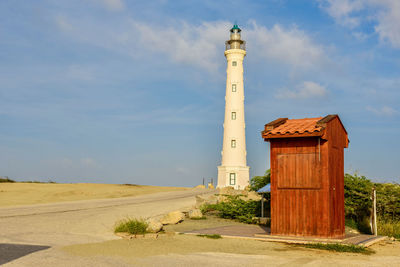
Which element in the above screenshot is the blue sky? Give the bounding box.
[1,0,399,185]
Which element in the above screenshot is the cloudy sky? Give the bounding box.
[1,0,399,185]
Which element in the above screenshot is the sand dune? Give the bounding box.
[0,183,188,207]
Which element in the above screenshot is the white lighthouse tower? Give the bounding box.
[217,24,250,190]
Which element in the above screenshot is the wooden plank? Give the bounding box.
[276,153,320,189]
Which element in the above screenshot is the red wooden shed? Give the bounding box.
[261,114,349,238]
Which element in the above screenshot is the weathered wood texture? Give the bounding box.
[265,115,348,238]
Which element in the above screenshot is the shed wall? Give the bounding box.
[326,117,346,237]
[270,138,331,237]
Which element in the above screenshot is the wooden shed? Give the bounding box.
[261,114,349,238]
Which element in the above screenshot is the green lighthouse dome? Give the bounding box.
[230,24,241,33]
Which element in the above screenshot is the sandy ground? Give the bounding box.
[0,189,210,247]
[62,235,400,266]
[0,183,188,207]
[163,215,253,232]
[1,189,215,266]
[1,189,399,266]
[57,216,400,266]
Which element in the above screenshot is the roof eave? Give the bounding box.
[262,131,324,141]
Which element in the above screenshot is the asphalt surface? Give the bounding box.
[0,188,212,266]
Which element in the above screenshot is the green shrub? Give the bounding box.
[200,202,221,214]
[0,177,15,183]
[378,219,400,239]
[297,243,374,255]
[202,195,260,224]
[345,218,358,229]
[344,173,400,235]
[344,173,373,229]
[375,183,400,221]
[114,218,148,236]
[250,170,270,191]
[196,234,222,239]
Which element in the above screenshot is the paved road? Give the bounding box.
[0,188,213,265]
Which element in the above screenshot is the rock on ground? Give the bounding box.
[218,187,261,202]
[188,209,203,219]
[160,211,185,225]
[194,185,206,189]
[195,194,218,208]
[146,218,163,233]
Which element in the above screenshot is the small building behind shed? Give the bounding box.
[261,114,349,238]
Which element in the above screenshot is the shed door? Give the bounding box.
[277,153,321,189]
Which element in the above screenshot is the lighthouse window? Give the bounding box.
[231,112,236,120]
[232,61,237,66]
[232,84,237,92]
[229,173,236,185]
[231,139,236,148]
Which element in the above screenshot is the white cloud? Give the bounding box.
[366,105,398,116]
[276,81,328,99]
[372,0,400,48]
[318,0,400,48]
[55,16,73,32]
[318,0,363,28]
[246,22,326,69]
[134,20,327,71]
[133,21,229,71]
[352,31,369,41]
[55,17,328,72]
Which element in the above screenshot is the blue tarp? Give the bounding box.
[257,183,271,193]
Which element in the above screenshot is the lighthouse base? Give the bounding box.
[217,165,249,190]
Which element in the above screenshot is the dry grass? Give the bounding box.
[294,243,374,255]
[378,220,400,239]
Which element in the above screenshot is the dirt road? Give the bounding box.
[1,188,399,267]
[0,188,211,265]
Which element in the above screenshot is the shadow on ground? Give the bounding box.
[0,243,50,265]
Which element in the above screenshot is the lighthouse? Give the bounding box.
[217,24,250,190]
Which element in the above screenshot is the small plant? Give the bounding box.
[190,216,207,220]
[196,234,222,239]
[295,243,374,255]
[114,218,148,237]
[200,203,218,214]
[201,195,260,224]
